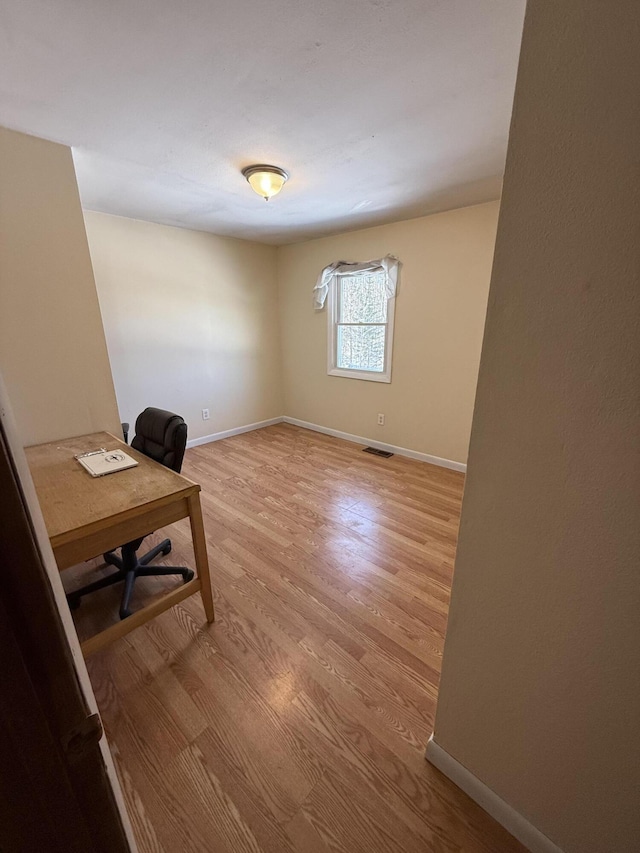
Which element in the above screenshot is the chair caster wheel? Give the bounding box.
[67,594,81,611]
[184,570,194,583]
[162,542,172,556]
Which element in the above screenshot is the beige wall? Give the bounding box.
[0,128,120,446]
[84,211,282,441]
[432,2,640,852]
[277,202,498,464]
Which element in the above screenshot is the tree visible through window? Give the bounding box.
[336,272,388,372]
[325,263,397,383]
[314,255,399,383]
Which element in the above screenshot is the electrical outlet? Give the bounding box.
[202,408,210,420]
[377,413,385,426]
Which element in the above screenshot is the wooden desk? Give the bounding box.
[25,431,215,656]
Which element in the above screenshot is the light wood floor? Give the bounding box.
[70,424,523,853]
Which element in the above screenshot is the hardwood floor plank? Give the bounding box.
[286,688,452,846]
[321,636,434,733]
[192,727,302,851]
[106,647,191,762]
[221,571,427,764]
[295,636,425,765]
[216,524,446,697]
[77,424,524,853]
[185,611,325,805]
[169,744,267,853]
[288,690,518,853]
[297,768,428,853]
[108,743,168,853]
[98,669,220,852]
[283,810,331,853]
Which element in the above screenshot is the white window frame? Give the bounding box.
[327,271,396,383]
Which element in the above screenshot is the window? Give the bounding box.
[313,255,399,383]
[327,268,396,382]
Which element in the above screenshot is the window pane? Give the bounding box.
[339,273,387,323]
[337,325,386,372]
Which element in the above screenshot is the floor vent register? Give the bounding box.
[363,447,394,459]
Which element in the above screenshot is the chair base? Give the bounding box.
[67,538,194,620]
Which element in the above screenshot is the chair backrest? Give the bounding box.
[131,408,188,473]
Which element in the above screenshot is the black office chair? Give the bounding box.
[67,407,194,620]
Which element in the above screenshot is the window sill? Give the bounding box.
[328,367,391,383]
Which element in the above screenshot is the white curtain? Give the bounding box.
[313,255,400,309]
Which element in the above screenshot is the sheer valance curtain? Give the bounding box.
[313,255,400,309]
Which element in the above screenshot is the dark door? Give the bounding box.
[0,402,134,852]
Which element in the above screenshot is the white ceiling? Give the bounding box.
[0,0,525,244]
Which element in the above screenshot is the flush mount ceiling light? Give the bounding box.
[242,164,289,201]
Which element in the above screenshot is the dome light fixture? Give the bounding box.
[242,164,289,201]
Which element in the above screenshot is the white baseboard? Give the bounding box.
[186,417,283,448]
[282,417,466,473]
[425,736,563,853]
[187,415,467,474]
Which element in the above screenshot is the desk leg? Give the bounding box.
[188,492,215,623]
